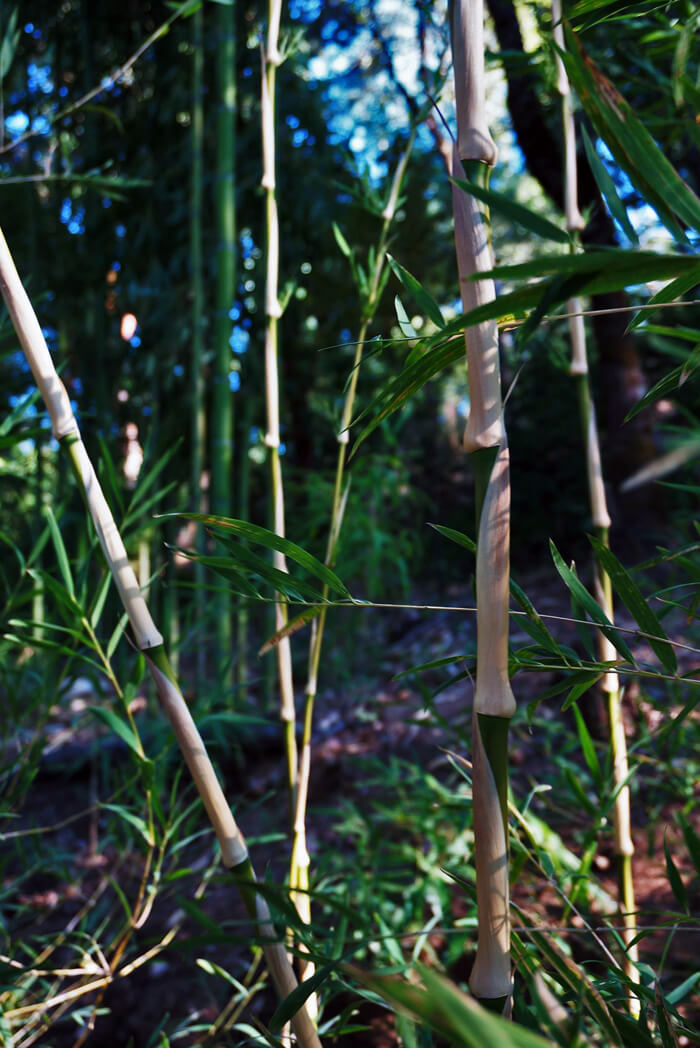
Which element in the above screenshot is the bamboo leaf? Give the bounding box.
[43,505,75,599]
[664,835,689,913]
[581,126,639,246]
[102,803,154,846]
[561,24,700,237]
[259,604,323,654]
[655,982,681,1048]
[482,250,700,285]
[589,537,677,672]
[452,177,571,244]
[347,962,555,1048]
[332,222,352,259]
[166,514,351,597]
[572,704,603,793]
[387,254,446,329]
[394,295,419,338]
[549,540,634,663]
[269,963,335,1033]
[183,547,326,604]
[88,705,144,762]
[518,928,624,1045]
[678,813,700,875]
[624,355,699,422]
[626,269,700,331]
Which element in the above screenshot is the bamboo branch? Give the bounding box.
[0,226,321,1048]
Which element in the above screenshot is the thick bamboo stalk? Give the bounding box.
[212,0,237,688]
[552,0,638,1005]
[0,227,321,1048]
[450,0,514,1011]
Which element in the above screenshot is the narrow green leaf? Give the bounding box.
[572,704,603,793]
[550,540,634,663]
[589,537,677,672]
[332,221,352,259]
[106,611,129,658]
[561,671,601,710]
[452,176,571,244]
[186,548,326,604]
[44,505,75,598]
[102,803,154,846]
[623,360,695,422]
[482,250,699,285]
[387,254,445,329]
[259,604,323,655]
[666,970,700,1006]
[348,962,555,1048]
[88,705,144,761]
[581,126,639,246]
[429,523,475,553]
[678,813,700,875]
[166,515,351,597]
[269,963,335,1033]
[394,295,418,338]
[663,835,689,913]
[626,268,700,331]
[562,24,700,237]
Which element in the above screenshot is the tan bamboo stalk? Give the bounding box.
[552,0,638,1005]
[450,0,514,1012]
[261,0,298,823]
[289,130,416,1003]
[0,227,321,1048]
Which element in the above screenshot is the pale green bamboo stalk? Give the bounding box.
[289,132,416,985]
[450,0,514,1012]
[552,0,639,1006]
[262,0,298,824]
[191,0,207,685]
[212,0,236,690]
[0,227,321,1048]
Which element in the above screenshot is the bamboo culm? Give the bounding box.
[450,0,514,1010]
[552,0,639,1005]
[0,227,322,1048]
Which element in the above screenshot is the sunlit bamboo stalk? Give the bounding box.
[552,1,639,1008]
[449,0,514,1012]
[262,0,298,827]
[0,226,322,1048]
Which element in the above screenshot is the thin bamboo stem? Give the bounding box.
[262,0,298,829]
[288,132,416,998]
[450,0,514,1011]
[552,0,639,1007]
[0,227,321,1048]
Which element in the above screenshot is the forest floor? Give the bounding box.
[4,570,699,1047]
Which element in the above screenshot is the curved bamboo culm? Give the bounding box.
[0,227,322,1048]
[551,0,639,1009]
[449,0,515,1012]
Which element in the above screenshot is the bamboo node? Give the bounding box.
[337,428,350,445]
[458,130,498,168]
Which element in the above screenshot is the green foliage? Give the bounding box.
[0,2,698,1045]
